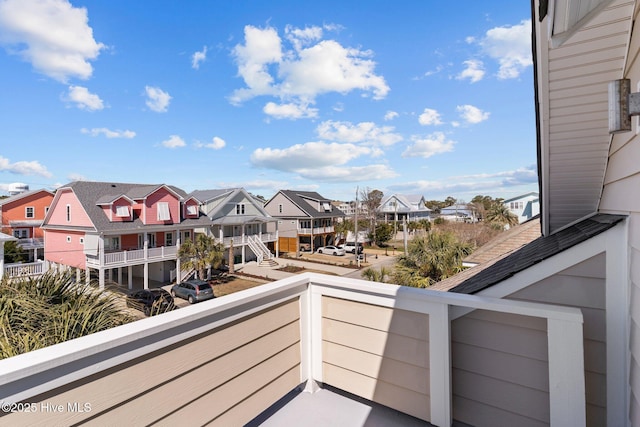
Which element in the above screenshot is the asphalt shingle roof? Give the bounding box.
[276,190,345,219]
[449,213,626,294]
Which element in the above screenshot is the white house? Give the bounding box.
[378,194,431,222]
[504,192,540,223]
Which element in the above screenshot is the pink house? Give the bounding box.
[42,181,209,289]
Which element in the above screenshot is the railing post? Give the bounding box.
[547,318,586,426]
[429,303,451,427]
[300,283,322,393]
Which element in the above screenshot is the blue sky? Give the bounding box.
[0,0,536,203]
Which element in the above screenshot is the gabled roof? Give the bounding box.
[268,190,345,219]
[448,213,625,294]
[379,194,431,213]
[503,192,539,204]
[45,181,210,233]
[192,188,273,221]
[0,188,54,207]
[189,189,234,203]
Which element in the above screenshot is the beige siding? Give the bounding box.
[2,299,302,427]
[543,0,634,232]
[320,296,431,422]
[451,254,607,427]
[629,214,640,425]
[264,192,307,218]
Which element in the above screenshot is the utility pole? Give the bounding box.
[354,186,359,266]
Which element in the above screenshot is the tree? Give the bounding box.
[394,231,472,287]
[0,270,133,358]
[485,202,519,228]
[360,188,383,243]
[361,266,391,283]
[371,223,394,246]
[3,241,27,264]
[177,234,225,280]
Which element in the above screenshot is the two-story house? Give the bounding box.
[0,188,54,261]
[264,190,345,253]
[504,192,540,224]
[378,194,431,223]
[42,181,211,289]
[190,188,278,266]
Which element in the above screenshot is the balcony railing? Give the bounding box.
[85,245,178,268]
[298,226,334,234]
[4,261,47,278]
[219,233,277,247]
[0,273,585,426]
[15,237,45,250]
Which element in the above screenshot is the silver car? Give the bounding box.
[171,279,214,304]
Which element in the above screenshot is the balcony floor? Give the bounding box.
[250,386,434,427]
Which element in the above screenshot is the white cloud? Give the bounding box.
[263,101,318,119]
[81,127,135,138]
[457,104,490,124]
[0,155,52,177]
[251,141,371,171]
[161,135,185,148]
[384,111,398,121]
[66,85,104,111]
[145,86,171,112]
[456,59,485,83]
[478,19,532,80]
[418,108,443,126]
[388,165,538,196]
[294,164,397,182]
[402,132,455,159]
[230,25,389,116]
[0,0,104,83]
[195,136,226,150]
[316,120,402,147]
[67,172,87,181]
[191,46,207,69]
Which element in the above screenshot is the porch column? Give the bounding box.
[117,267,122,286]
[0,242,5,281]
[98,268,105,290]
[86,268,90,285]
[128,265,133,289]
[143,262,149,289]
[176,234,181,284]
[241,224,246,264]
[76,268,81,284]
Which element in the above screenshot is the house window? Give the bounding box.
[322,202,331,212]
[157,202,171,221]
[45,206,50,215]
[25,206,34,218]
[278,204,283,213]
[80,237,84,244]
[187,205,198,215]
[165,232,174,246]
[182,231,191,242]
[300,220,311,229]
[115,205,130,217]
[66,236,71,243]
[236,203,245,215]
[13,230,27,239]
[66,205,71,222]
[106,237,120,250]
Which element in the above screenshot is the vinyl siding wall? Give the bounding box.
[320,296,431,422]
[1,298,302,427]
[600,2,640,424]
[451,254,606,427]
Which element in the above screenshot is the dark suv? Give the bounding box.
[126,288,175,316]
[171,279,214,304]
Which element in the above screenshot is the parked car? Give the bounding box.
[317,245,346,256]
[126,288,175,316]
[339,241,363,254]
[299,242,312,252]
[171,279,215,304]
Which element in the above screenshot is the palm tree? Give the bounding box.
[485,203,519,228]
[0,270,133,359]
[361,266,391,283]
[394,231,472,287]
[178,234,225,280]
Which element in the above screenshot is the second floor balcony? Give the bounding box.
[0,273,586,426]
[85,245,178,269]
[298,225,335,235]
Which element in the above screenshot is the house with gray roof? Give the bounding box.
[263,190,345,252]
[42,181,211,289]
[378,193,431,223]
[189,188,278,266]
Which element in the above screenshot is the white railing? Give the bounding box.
[16,238,45,249]
[0,273,585,426]
[219,234,275,247]
[4,261,47,278]
[86,246,178,268]
[298,226,334,234]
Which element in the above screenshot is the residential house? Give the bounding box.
[504,192,540,223]
[378,193,432,222]
[190,188,278,266]
[42,181,211,289]
[4,2,638,426]
[264,190,345,252]
[438,203,474,222]
[0,188,54,261]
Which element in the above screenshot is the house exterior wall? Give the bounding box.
[0,190,53,238]
[599,2,640,424]
[45,230,86,268]
[321,296,431,422]
[142,187,180,225]
[265,193,306,217]
[451,254,606,427]
[47,190,93,228]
